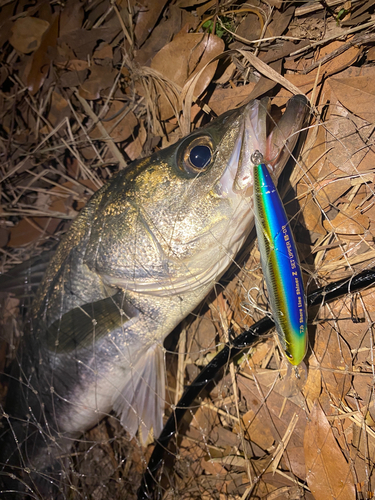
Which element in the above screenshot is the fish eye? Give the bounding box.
[189,145,212,169]
[180,135,213,175]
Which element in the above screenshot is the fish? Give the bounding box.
[252,151,307,365]
[0,94,308,498]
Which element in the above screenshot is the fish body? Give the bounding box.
[0,95,308,496]
[253,153,307,365]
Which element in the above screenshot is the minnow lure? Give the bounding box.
[252,151,307,365]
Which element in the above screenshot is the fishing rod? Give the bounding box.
[137,266,375,499]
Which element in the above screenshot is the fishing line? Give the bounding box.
[138,266,375,499]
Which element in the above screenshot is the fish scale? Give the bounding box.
[0,95,308,498]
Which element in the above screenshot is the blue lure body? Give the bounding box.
[252,152,307,365]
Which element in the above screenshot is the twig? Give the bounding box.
[75,90,128,170]
[295,0,362,16]
[302,32,374,74]
[290,20,375,57]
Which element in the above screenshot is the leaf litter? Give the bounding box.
[1,0,375,499]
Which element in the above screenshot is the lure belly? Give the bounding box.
[252,151,307,365]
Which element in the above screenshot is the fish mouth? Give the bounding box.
[218,95,308,197]
[218,98,267,197]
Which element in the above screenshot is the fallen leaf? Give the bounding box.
[9,17,49,54]
[176,0,209,6]
[125,119,147,160]
[60,0,84,36]
[8,218,60,248]
[303,355,322,410]
[236,409,274,450]
[47,91,71,128]
[234,12,262,43]
[200,455,227,475]
[93,43,113,60]
[26,13,59,94]
[196,0,217,17]
[314,175,352,212]
[329,76,375,123]
[267,5,295,38]
[248,59,282,102]
[323,207,369,235]
[90,102,138,143]
[134,0,169,47]
[134,5,195,67]
[296,183,326,235]
[313,323,352,402]
[59,27,119,60]
[79,64,116,100]
[208,83,256,115]
[151,33,224,119]
[304,403,356,500]
[214,61,236,85]
[367,46,375,61]
[0,227,9,248]
[324,100,373,175]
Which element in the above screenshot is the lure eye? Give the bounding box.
[189,145,212,169]
[180,135,213,175]
[285,350,293,360]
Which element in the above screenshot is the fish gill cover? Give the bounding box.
[0,1,375,499]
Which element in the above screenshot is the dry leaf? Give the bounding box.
[196,0,217,17]
[296,184,326,235]
[59,27,118,60]
[90,102,138,143]
[323,207,369,235]
[314,175,352,212]
[93,43,113,60]
[134,5,196,67]
[10,17,49,54]
[79,65,116,100]
[324,99,373,175]
[134,0,169,47]
[60,1,84,36]
[317,40,359,76]
[208,83,256,115]
[237,409,274,450]
[303,355,322,409]
[8,218,60,248]
[329,74,375,122]
[176,0,209,6]
[0,227,9,248]
[125,120,147,160]
[26,13,59,94]
[151,33,224,119]
[235,12,262,42]
[201,456,227,475]
[313,324,352,402]
[47,91,71,128]
[304,403,356,500]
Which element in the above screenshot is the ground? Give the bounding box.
[1,1,375,499]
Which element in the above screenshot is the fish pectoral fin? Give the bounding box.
[112,344,165,445]
[46,291,137,352]
[0,250,54,297]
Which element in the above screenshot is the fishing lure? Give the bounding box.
[252,150,307,365]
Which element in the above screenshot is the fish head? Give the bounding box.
[88,96,308,297]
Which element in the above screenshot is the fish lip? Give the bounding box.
[218,99,269,197]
